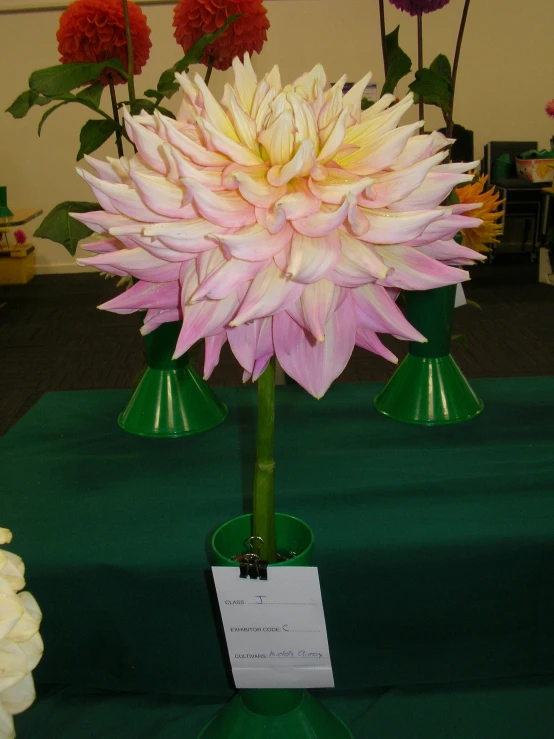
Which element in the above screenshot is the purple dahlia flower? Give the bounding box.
[389,0,450,15]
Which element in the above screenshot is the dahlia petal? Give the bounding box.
[194,257,269,301]
[293,64,327,101]
[0,580,23,641]
[175,71,202,111]
[415,238,486,265]
[0,639,28,692]
[342,71,373,123]
[291,197,350,237]
[405,214,483,246]
[360,151,447,208]
[160,115,229,166]
[79,238,120,253]
[228,316,273,376]
[0,704,14,738]
[344,94,414,145]
[252,84,276,131]
[451,203,483,215]
[210,223,292,262]
[355,327,398,363]
[335,230,390,281]
[435,160,481,174]
[353,283,425,341]
[226,169,286,208]
[141,308,181,335]
[199,118,263,166]
[318,75,347,131]
[0,672,36,715]
[225,85,261,153]
[308,169,374,205]
[358,207,446,245]
[273,293,356,398]
[123,110,168,174]
[258,111,295,165]
[388,172,473,212]
[77,248,180,282]
[375,245,469,290]
[230,261,305,326]
[76,169,170,223]
[83,154,123,184]
[287,230,341,283]
[232,52,258,114]
[99,280,179,314]
[70,210,131,236]
[392,131,453,170]
[174,291,239,358]
[194,73,239,142]
[336,121,422,175]
[288,279,345,342]
[129,168,195,219]
[273,181,320,221]
[182,178,256,228]
[143,219,234,254]
[267,139,317,186]
[288,92,319,153]
[169,147,224,190]
[203,331,228,379]
[317,109,350,163]
[360,93,396,119]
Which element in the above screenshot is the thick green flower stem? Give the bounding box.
[252,359,277,564]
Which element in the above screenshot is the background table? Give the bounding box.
[2,378,554,735]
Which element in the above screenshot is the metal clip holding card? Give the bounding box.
[232,536,268,580]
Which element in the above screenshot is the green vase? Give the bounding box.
[199,513,352,739]
[374,285,484,425]
[118,321,227,438]
[0,186,13,218]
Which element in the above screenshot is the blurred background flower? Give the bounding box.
[173,0,270,71]
[455,175,504,253]
[389,0,451,16]
[57,0,152,85]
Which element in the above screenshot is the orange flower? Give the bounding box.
[57,0,152,86]
[455,175,505,253]
[173,0,270,71]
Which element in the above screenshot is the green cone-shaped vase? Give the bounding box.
[374,285,483,425]
[118,322,227,438]
[199,514,352,739]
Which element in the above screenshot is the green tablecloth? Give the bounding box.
[2,379,554,699]
[14,678,554,739]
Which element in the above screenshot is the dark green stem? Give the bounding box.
[252,358,277,564]
[447,0,471,139]
[379,0,388,78]
[204,56,215,86]
[108,76,124,158]
[417,13,424,125]
[121,0,136,108]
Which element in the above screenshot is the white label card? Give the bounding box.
[455,283,467,307]
[212,566,334,689]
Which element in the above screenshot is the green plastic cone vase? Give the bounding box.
[118,321,227,438]
[374,285,484,425]
[199,513,352,739]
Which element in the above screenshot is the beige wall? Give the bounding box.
[1,0,553,273]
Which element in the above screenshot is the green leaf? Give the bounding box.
[382,26,412,96]
[361,98,375,111]
[130,98,157,116]
[429,54,452,85]
[76,82,104,109]
[144,88,164,102]
[38,102,69,136]
[77,119,118,160]
[409,68,453,114]
[6,90,37,118]
[34,201,98,255]
[157,107,176,119]
[156,14,241,99]
[30,59,127,97]
[466,299,482,311]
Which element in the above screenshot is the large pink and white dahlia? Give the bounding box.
[75,55,483,398]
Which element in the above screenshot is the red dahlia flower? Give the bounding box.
[546,99,554,118]
[57,0,152,86]
[173,0,270,71]
[389,0,450,15]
